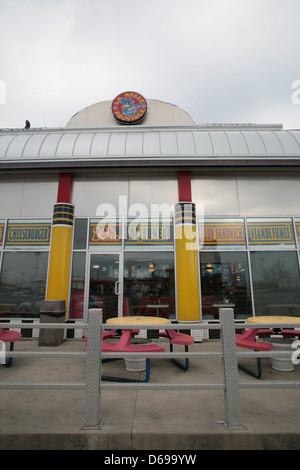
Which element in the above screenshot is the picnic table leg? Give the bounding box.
[238,358,262,379]
[2,342,15,368]
[170,344,189,370]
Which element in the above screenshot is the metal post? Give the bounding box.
[220,308,245,430]
[81,308,103,430]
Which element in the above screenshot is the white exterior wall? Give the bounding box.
[66,99,195,128]
[72,173,178,217]
[0,171,299,219]
[192,172,300,217]
[72,175,129,217]
[0,176,58,218]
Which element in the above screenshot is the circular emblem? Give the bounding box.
[112,91,147,124]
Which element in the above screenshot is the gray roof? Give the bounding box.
[1,124,300,168]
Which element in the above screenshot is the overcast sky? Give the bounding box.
[0,0,300,129]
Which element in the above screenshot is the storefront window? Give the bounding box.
[295,218,300,247]
[125,219,173,250]
[0,252,48,318]
[89,253,120,322]
[124,252,175,319]
[199,219,246,250]
[89,218,122,250]
[0,220,5,247]
[69,252,86,319]
[73,218,88,249]
[200,252,252,320]
[247,218,296,249]
[5,219,51,249]
[250,251,300,316]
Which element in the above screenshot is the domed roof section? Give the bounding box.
[66,98,195,127]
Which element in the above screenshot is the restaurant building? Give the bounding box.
[0,91,300,337]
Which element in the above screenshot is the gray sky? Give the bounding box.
[1,0,300,129]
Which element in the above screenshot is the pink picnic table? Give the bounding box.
[236,316,300,378]
[102,315,194,380]
[0,328,22,367]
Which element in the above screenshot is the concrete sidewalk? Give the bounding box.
[0,338,300,450]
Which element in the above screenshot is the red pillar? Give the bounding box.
[57,173,73,203]
[178,171,192,202]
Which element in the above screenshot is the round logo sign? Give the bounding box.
[112,91,147,124]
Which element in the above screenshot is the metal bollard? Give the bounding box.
[220,308,245,429]
[81,308,103,430]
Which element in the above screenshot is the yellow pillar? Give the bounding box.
[46,203,74,318]
[175,202,200,322]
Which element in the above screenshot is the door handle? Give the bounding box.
[114,281,120,295]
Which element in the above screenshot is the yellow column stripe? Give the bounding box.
[175,203,200,322]
[46,203,74,319]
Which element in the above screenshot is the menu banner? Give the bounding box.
[6,223,51,246]
[89,221,173,246]
[0,223,5,246]
[199,222,245,246]
[295,222,300,244]
[126,221,173,245]
[247,221,294,245]
[89,222,121,245]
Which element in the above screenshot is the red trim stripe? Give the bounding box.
[57,173,73,203]
[178,171,191,202]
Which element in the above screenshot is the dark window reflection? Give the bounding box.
[124,252,175,319]
[69,252,86,319]
[251,251,300,316]
[0,252,48,318]
[73,218,88,249]
[200,252,252,320]
[89,254,119,322]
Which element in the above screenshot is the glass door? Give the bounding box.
[123,252,176,319]
[89,253,123,322]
